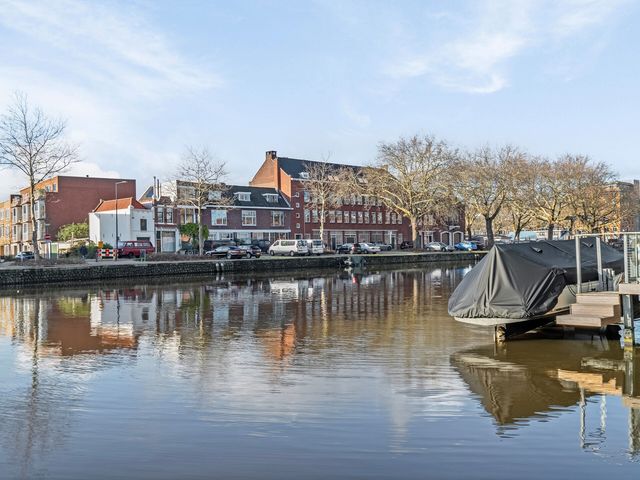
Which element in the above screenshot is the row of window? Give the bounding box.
[300,210,403,226]
[210,209,285,227]
[296,191,385,207]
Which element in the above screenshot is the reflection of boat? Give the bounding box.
[448,240,623,328]
[452,340,640,452]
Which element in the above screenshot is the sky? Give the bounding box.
[0,0,639,197]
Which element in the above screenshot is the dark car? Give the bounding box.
[237,245,262,258]
[336,243,354,254]
[251,239,272,252]
[15,251,35,261]
[400,241,414,249]
[469,241,484,251]
[205,246,232,257]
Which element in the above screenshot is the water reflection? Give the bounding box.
[453,339,640,457]
[1,264,638,479]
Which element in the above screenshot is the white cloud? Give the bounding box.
[0,0,221,98]
[384,0,628,94]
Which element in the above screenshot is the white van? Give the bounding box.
[268,239,309,256]
[307,239,325,255]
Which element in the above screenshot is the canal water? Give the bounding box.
[1,263,639,479]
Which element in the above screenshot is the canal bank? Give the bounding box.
[0,252,483,287]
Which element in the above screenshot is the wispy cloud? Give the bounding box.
[0,0,221,98]
[384,0,628,94]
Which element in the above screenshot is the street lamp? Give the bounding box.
[115,181,128,260]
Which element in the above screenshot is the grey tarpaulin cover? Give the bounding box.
[448,240,623,319]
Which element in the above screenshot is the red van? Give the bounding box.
[117,240,155,258]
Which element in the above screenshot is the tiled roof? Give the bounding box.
[277,157,360,178]
[93,197,148,212]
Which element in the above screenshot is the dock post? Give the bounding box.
[596,237,603,290]
[622,293,636,347]
[575,236,582,294]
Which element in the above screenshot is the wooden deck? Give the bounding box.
[555,292,621,328]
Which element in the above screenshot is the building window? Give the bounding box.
[166,209,174,223]
[312,210,319,223]
[364,212,370,224]
[296,212,300,219]
[211,210,227,225]
[304,209,310,223]
[397,215,402,224]
[140,219,147,231]
[391,212,396,224]
[356,196,363,205]
[377,212,383,224]
[272,211,285,226]
[241,210,256,226]
[303,191,310,202]
[329,211,335,223]
[296,223,301,229]
[371,212,376,224]
[351,211,356,223]
[336,211,343,223]
[156,207,164,223]
[264,193,279,203]
[358,212,363,224]
[295,202,300,208]
[236,192,251,202]
[386,212,391,224]
[208,191,222,201]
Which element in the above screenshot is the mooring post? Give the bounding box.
[622,293,636,347]
[575,236,582,294]
[595,237,603,290]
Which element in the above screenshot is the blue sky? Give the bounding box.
[1,0,638,196]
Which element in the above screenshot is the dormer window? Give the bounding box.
[208,191,222,201]
[263,193,279,203]
[300,172,310,179]
[235,192,251,202]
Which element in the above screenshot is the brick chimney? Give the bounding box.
[266,150,277,162]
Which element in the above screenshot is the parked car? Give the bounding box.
[237,245,262,258]
[469,241,484,251]
[336,243,354,254]
[117,240,155,258]
[425,242,453,252]
[221,246,261,259]
[399,240,414,249]
[372,242,393,251]
[205,246,233,257]
[454,241,476,251]
[251,239,271,252]
[268,239,309,256]
[352,242,381,254]
[15,251,35,261]
[306,239,325,255]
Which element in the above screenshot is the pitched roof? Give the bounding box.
[277,156,361,179]
[223,185,290,208]
[93,197,148,212]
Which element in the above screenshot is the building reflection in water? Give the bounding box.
[452,339,640,457]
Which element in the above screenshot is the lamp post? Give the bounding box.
[114,181,128,260]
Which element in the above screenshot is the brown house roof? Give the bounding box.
[93,197,147,212]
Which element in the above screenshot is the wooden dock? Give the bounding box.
[555,291,621,328]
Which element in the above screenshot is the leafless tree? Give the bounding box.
[566,156,619,233]
[302,156,350,242]
[0,92,79,259]
[453,145,522,248]
[532,156,575,240]
[504,155,537,242]
[172,146,228,255]
[357,134,457,248]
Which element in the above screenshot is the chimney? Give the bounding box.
[266,150,277,162]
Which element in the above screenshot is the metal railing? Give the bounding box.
[623,233,640,283]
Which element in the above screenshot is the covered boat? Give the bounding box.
[448,239,623,321]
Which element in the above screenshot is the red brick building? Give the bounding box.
[203,185,291,244]
[6,175,136,254]
[250,151,462,248]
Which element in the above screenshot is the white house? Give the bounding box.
[89,197,155,247]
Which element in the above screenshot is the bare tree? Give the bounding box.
[533,155,579,240]
[566,156,619,233]
[173,146,228,255]
[357,134,456,248]
[0,92,79,259]
[454,145,522,248]
[302,156,349,242]
[504,155,537,242]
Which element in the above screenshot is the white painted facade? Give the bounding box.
[89,205,155,247]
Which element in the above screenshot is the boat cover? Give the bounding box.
[448,239,623,319]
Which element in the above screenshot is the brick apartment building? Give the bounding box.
[249,151,463,248]
[203,185,291,244]
[2,175,136,255]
